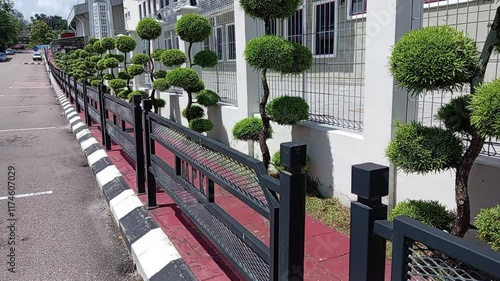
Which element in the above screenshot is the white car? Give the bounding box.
[32,51,42,61]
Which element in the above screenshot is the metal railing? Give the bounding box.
[349,163,500,281]
[48,59,309,281]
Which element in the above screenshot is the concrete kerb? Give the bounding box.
[48,72,197,281]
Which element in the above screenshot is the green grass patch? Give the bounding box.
[306,196,350,236]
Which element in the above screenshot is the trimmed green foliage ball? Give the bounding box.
[90,79,102,87]
[84,44,94,53]
[116,36,137,53]
[137,18,162,40]
[182,105,205,119]
[90,55,101,63]
[153,70,167,79]
[93,40,106,54]
[153,98,166,109]
[114,54,125,63]
[101,37,116,50]
[127,90,149,101]
[278,42,313,74]
[152,78,170,91]
[194,50,218,68]
[232,117,272,141]
[104,58,119,68]
[176,14,212,43]
[437,95,472,134]
[189,118,213,133]
[475,205,500,251]
[96,59,107,70]
[70,52,79,59]
[386,121,463,174]
[152,49,165,61]
[196,89,219,106]
[244,35,291,72]
[109,78,127,90]
[118,71,133,80]
[470,79,500,139]
[390,26,479,94]
[117,89,132,99]
[266,96,309,125]
[103,74,114,80]
[128,64,145,76]
[88,37,99,45]
[131,53,149,65]
[166,68,204,92]
[239,0,301,20]
[389,200,455,230]
[160,49,187,67]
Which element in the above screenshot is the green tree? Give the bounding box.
[30,14,67,31]
[0,0,22,50]
[29,20,55,45]
[387,6,500,237]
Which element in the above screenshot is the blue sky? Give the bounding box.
[15,0,74,21]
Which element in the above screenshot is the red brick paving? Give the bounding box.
[63,88,392,281]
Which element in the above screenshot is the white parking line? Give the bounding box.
[0,126,57,133]
[0,191,53,200]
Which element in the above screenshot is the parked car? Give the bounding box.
[32,51,42,61]
[5,48,15,55]
[12,44,25,50]
[0,52,7,62]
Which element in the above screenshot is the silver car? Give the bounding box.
[32,51,42,61]
[5,49,15,55]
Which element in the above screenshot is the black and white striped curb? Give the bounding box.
[24,62,45,65]
[47,71,197,281]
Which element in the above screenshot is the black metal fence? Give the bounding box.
[349,163,500,281]
[48,60,308,281]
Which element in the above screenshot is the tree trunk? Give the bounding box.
[186,91,193,121]
[259,68,271,169]
[124,53,131,92]
[452,133,484,237]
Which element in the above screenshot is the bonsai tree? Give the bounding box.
[387,7,500,238]
[237,0,313,169]
[162,14,219,133]
[475,205,500,251]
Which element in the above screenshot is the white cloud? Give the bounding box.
[15,0,75,21]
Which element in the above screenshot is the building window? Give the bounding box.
[215,26,223,60]
[269,19,280,36]
[286,9,303,45]
[147,0,151,15]
[350,0,366,15]
[143,3,147,18]
[139,7,143,19]
[160,0,164,9]
[100,5,106,12]
[314,1,337,56]
[203,37,210,50]
[153,0,157,13]
[226,23,236,60]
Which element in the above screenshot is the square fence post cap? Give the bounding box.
[142,99,153,111]
[132,94,142,103]
[280,142,307,168]
[351,163,389,199]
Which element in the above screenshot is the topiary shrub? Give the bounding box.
[104,58,119,68]
[103,73,114,80]
[160,49,187,67]
[244,35,291,72]
[152,78,170,91]
[100,37,116,51]
[153,98,166,110]
[118,71,133,80]
[194,50,218,68]
[90,55,101,63]
[166,68,204,93]
[182,105,205,119]
[266,96,309,125]
[390,26,479,94]
[475,205,500,251]
[153,70,167,79]
[93,40,106,54]
[90,79,102,87]
[112,54,125,63]
[131,53,149,65]
[109,79,127,90]
[278,42,313,75]
[470,79,500,139]
[117,89,132,99]
[436,95,472,134]
[136,18,162,40]
[189,118,213,133]
[239,0,302,20]
[386,121,463,174]
[152,49,165,61]
[389,200,455,231]
[175,14,212,43]
[116,35,137,53]
[232,117,272,141]
[96,60,107,71]
[196,89,220,106]
[127,90,149,101]
[128,64,145,76]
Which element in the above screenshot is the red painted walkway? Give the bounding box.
[65,93,391,281]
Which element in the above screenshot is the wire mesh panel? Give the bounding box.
[408,0,500,157]
[253,0,366,131]
[196,0,238,105]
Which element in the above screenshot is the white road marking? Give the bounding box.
[0,191,53,200]
[0,126,57,133]
[0,105,53,109]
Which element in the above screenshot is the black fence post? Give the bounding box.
[74,78,81,112]
[142,99,157,209]
[69,75,74,104]
[98,84,111,150]
[132,95,146,195]
[349,163,389,281]
[278,142,307,281]
[83,82,91,126]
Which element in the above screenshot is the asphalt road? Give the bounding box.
[0,52,141,281]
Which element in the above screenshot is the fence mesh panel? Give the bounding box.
[408,0,500,158]
[407,242,500,281]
